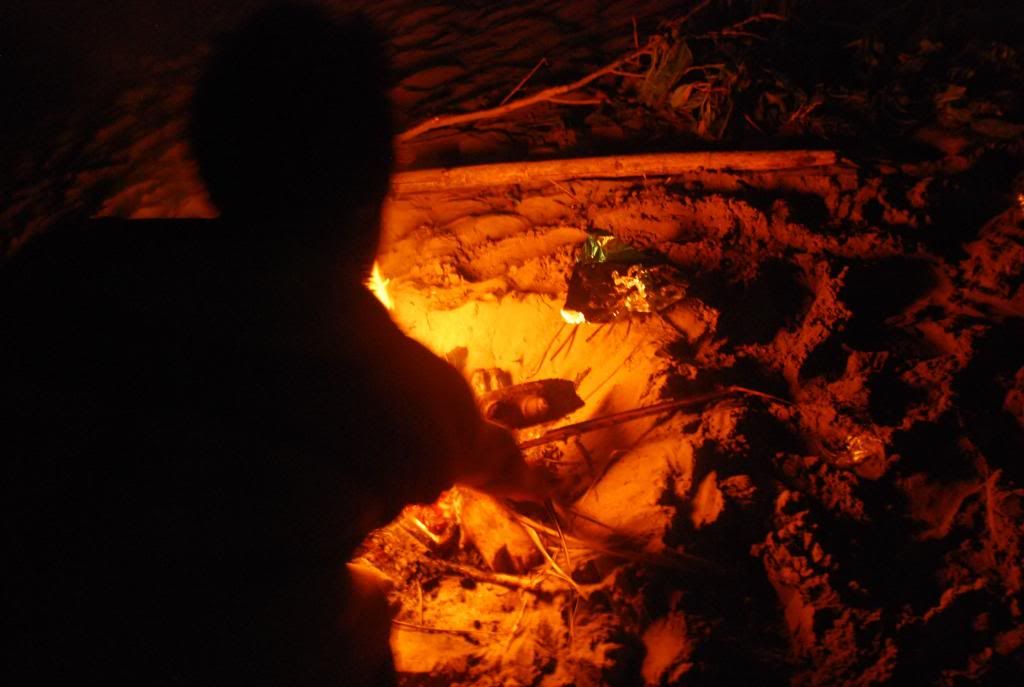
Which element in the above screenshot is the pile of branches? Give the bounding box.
[400,0,1024,162]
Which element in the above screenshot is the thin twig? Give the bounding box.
[574,436,596,479]
[409,516,444,545]
[549,179,575,198]
[529,322,567,377]
[521,387,756,449]
[392,619,496,638]
[398,46,652,141]
[547,498,573,571]
[665,0,713,32]
[522,523,583,595]
[551,324,579,363]
[609,69,645,78]
[729,384,792,405]
[714,29,768,40]
[500,58,549,106]
[681,63,725,75]
[569,594,580,644]
[584,322,607,343]
[504,594,530,650]
[548,97,605,106]
[436,560,545,592]
[700,13,787,41]
[728,12,787,31]
[581,340,644,403]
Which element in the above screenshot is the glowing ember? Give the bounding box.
[612,268,651,313]
[366,261,394,310]
[560,308,586,325]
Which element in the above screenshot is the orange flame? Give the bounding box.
[366,261,394,310]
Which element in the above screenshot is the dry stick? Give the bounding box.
[730,384,792,405]
[550,325,578,363]
[519,386,762,450]
[549,179,575,198]
[548,96,605,106]
[559,323,580,361]
[417,581,424,624]
[500,58,549,106]
[397,46,651,142]
[396,524,547,593]
[392,619,496,638]
[726,12,787,31]
[697,13,787,42]
[666,0,713,31]
[573,436,596,479]
[409,515,444,545]
[569,595,580,643]
[581,340,644,403]
[504,594,530,651]
[584,322,608,343]
[713,29,766,40]
[437,560,545,592]
[390,149,840,194]
[528,322,566,377]
[546,498,573,571]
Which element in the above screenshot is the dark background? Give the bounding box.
[1,1,274,171]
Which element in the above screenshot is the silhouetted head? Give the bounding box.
[191,3,393,267]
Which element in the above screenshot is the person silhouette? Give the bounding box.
[3,3,538,684]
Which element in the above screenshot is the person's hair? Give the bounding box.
[191,2,393,237]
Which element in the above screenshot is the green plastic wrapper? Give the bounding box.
[564,233,685,323]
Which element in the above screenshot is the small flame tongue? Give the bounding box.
[366,261,394,310]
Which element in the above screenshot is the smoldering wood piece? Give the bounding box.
[391,150,840,194]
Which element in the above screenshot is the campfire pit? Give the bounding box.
[347,151,983,685]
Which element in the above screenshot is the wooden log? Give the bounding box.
[390,150,839,195]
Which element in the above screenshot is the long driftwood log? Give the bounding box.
[390,150,839,194]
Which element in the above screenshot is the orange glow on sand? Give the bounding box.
[366,261,394,310]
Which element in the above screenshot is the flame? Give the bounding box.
[561,308,586,325]
[366,261,394,310]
